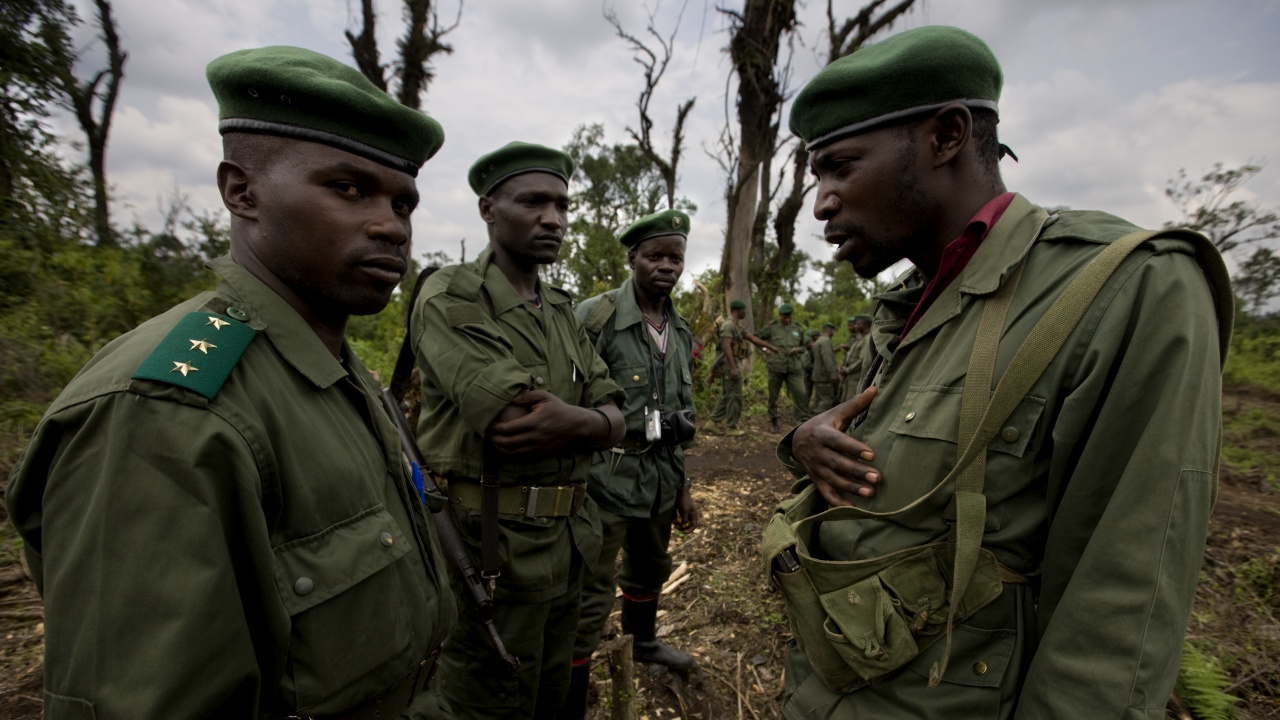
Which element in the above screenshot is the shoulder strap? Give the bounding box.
[389,266,440,402]
[132,311,257,400]
[582,293,617,336]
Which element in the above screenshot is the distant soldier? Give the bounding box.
[7,46,457,718]
[756,304,810,433]
[707,299,752,436]
[838,315,871,401]
[409,142,626,719]
[802,328,819,406]
[566,209,701,718]
[811,322,839,412]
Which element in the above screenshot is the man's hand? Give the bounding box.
[674,485,699,532]
[792,387,880,507]
[788,347,804,356]
[489,390,592,457]
[729,367,740,380]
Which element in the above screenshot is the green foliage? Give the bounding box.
[551,124,695,298]
[1175,641,1239,720]
[1233,246,1280,315]
[1223,335,1280,395]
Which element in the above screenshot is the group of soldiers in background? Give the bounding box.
[706,308,873,435]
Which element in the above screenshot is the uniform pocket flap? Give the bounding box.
[888,386,962,442]
[612,364,648,390]
[905,623,1016,688]
[273,505,411,616]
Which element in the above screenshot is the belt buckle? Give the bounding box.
[524,486,540,518]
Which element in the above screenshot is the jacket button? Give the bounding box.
[380,532,394,547]
[294,577,314,596]
[904,411,916,422]
[226,306,249,322]
[633,375,640,381]
[973,661,988,675]
[535,376,545,385]
[1001,427,1019,443]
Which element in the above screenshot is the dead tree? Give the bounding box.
[717,0,798,330]
[345,0,463,110]
[55,0,126,247]
[606,3,696,210]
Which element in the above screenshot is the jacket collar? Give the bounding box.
[612,277,687,334]
[876,193,1049,352]
[472,246,570,315]
[208,257,349,389]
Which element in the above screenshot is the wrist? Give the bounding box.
[586,407,612,449]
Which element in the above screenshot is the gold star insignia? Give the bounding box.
[171,361,198,377]
[206,316,230,330]
[189,338,216,354]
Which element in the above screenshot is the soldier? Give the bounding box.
[756,304,811,433]
[566,209,701,717]
[6,47,457,718]
[768,26,1232,718]
[802,328,819,407]
[838,315,871,402]
[708,300,777,436]
[810,322,839,413]
[409,142,626,719]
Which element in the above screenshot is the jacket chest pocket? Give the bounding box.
[878,386,1045,529]
[274,505,415,713]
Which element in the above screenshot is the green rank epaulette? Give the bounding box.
[132,312,257,399]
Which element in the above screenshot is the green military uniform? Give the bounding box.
[810,332,838,413]
[411,246,623,719]
[839,327,869,402]
[572,277,695,659]
[774,26,1233,718]
[777,197,1231,718]
[756,315,810,427]
[801,329,817,406]
[709,316,747,430]
[7,259,457,718]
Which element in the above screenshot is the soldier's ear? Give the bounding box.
[217,160,258,221]
[478,194,496,225]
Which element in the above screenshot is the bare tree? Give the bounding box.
[1164,162,1280,254]
[606,3,696,210]
[717,0,798,330]
[345,0,463,110]
[55,0,126,247]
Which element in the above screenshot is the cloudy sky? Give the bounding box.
[55,0,1280,296]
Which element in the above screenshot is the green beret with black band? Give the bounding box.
[469,141,574,196]
[779,304,794,315]
[822,322,836,330]
[619,209,690,249]
[730,299,747,311]
[789,26,1002,150]
[207,46,444,177]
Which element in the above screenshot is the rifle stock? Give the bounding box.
[380,388,521,675]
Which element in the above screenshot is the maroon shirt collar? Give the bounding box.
[900,192,1016,339]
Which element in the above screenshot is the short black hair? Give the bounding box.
[222,132,295,175]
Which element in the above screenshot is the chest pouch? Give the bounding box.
[763,228,1173,694]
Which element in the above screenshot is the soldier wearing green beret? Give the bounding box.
[810,323,839,413]
[755,304,811,433]
[838,315,871,402]
[408,141,626,719]
[7,46,458,718]
[563,209,702,716]
[769,26,1233,718]
[707,299,769,436]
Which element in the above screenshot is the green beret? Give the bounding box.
[619,209,690,249]
[778,304,794,315]
[730,299,747,311]
[469,141,574,196]
[846,317,858,324]
[207,46,444,177]
[856,315,873,323]
[822,322,836,330]
[789,26,1002,150]
[806,329,820,338]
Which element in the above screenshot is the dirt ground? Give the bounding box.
[1,391,1278,719]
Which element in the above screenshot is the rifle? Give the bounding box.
[380,387,521,676]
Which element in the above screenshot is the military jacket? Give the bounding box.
[7,258,456,719]
[841,331,869,381]
[577,279,694,519]
[410,247,623,602]
[719,317,747,360]
[757,319,807,373]
[778,195,1231,718]
[810,335,837,383]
